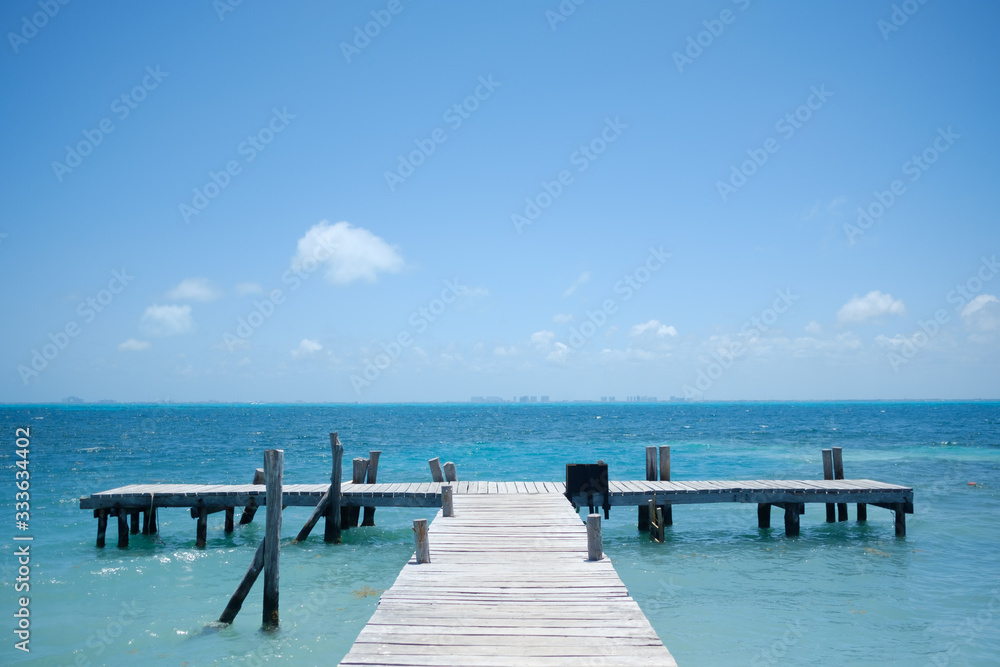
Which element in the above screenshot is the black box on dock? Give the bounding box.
[565,463,610,517]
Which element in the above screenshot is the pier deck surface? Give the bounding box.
[79,478,913,510]
[339,492,677,667]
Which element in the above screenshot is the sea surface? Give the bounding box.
[1,402,998,666]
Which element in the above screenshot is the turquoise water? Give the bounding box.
[1,402,998,666]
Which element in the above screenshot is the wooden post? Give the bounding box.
[347,457,368,528]
[832,447,848,522]
[225,507,235,533]
[325,433,343,543]
[857,503,867,522]
[148,507,157,534]
[196,506,208,548]
[443,461,457,482]
[655,507,665,543]
[262,449,283,630]
[822,448,835,523]
[96,509,108,548]
[784,504,801,537]
[587,514,602,560]
[658,445,672,526]
[141,509,150,535]
[639,446,657,531]
[442,485,454,517]
[219,538,266,624]
[893,503,906,537]
[429,457,444,483]
[361,450,380,526]
[413,519,430,564]
[647,499,656,541]
[117,510,128,548]
[757,503,771,529]
[129,510,140,534]
[240,468,266,525]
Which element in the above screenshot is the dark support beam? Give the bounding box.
[822,449,835,523]
[129,510,140,534]
[783,504,801,537]
[141,509,150,535]
[96,509,108,548]
[893,503,906,537]
[857,503,867,522]
[832,447,848,522]
[117,510,129,548]
[196,507,208,548]
[757,503,771,529]
[225,507,235,533]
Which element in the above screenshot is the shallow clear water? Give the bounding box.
[1,402,998,666]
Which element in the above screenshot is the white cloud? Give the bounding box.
[552,313,573,323]
[494,345,517,356]
[961,294,999,332]
[562,272,590,298]
[530,330,555,347]
[629,319,678,337]
[547,342,570,363]
[837,291,906,324]
[141,304,193,336]
[236,282,263,296]
[291,220,404,285]
[804,320,822,335]
[166,278,222,302]
[118,338,151,351]
[291,338,323,357]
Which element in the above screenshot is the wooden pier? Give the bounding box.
[340,492,677,666]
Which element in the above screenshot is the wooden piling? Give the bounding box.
[345,457,368,528]
[225,507,235,533]
[893,503,906,537]
[587,514,603,560]
[413,518,430,564]
[361,450,380,526]
[647,499,656,541]
[658,445,672,526]
[129,510,140,534]
[757,503,771,529]
[117,510,128,548]
[655,507,665,543]
[822,448,835,523]
[141,509,150,535]
[218,538,265,625]
[196,506,208,548]
[442,484,454,517]
[429,457,445,483]
[832,447,848,522]
[638,446,657,531]
[783,504,801,537]
[857,503,867,522]
[325,433,343,543]
[443,461,457,482]
[262,449,283,629]
[96,509,108,547]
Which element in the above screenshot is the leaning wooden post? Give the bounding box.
[116,509,129,548]
[240,468,267,525]
[832,447,848,522]
[218,538,266,624]
[325,433,343,543]
[443,461,457,482]
[262,449,283,630]
[587,514,603,560]
[822,449,835,523]
[638,446,656,531]
[429,457,444,483]
[442,484,454,517]
[413,519,430,564]
[659,445,672,526]
[361,450,380,527]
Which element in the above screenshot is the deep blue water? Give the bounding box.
[1,402,998,665]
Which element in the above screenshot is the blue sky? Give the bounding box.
[2,0,997,402]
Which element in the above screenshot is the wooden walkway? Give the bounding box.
[339,492,677,667]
